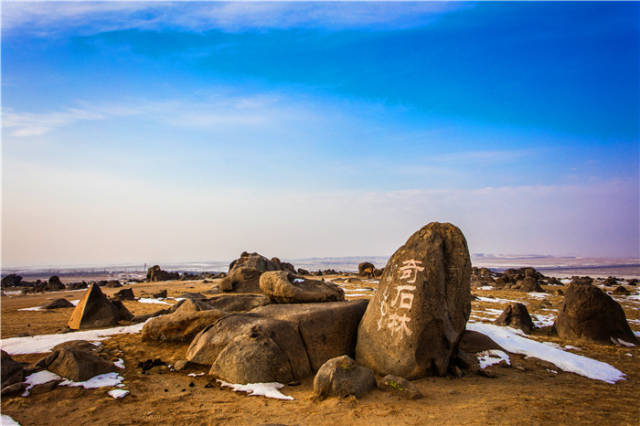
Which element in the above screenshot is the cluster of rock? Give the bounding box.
[2,340,119,396]
[145,265,225,282]
[493,268,546,292]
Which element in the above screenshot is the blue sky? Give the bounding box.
[2,2,639,266]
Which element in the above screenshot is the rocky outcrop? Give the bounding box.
[229,252,279,274]
[554,282,638,345]
[187,314,311,384]
[141,309,226,342]
[67,284,132,329]
[612,286,629,295]
[356,222,471,378]
[173,298,214,314]
[313,355,376,399]
[147,265,180,282]
[259,271,344,303]
[471,267,495,287]
[493,268,544,292]
[494,303,535,334]
[251,300,368,371]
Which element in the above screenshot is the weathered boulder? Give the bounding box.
[554,282,638,345]
[67,284,131,329]
[47,276,65,291]
[147,265,180,282]
[270,257,297,273]
[220,267,262,292]
[358,262,376,277]
[356,222,471,378]
[512,277,544,292]
[259,271,345,303]
[141,309,225,342]
[1,274,22,288]
[251,300,368,371]
[313,355,376,399]
[228,252,279,274]
[494,303,535,334]
[1,351,24,389]
[206,294,271,312]
[187,314,311,384]
[51,340,98,353]
[41,298,75,309]
[36,349,116,381]
[378,374,422,399]
[113,288,135,301]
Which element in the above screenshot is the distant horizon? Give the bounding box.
[2,2,638,266]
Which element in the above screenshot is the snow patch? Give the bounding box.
[217,380,293,400]
[114,358,125,369]
[477,286,494,290]
[137,298,170,305]
[1,415,21,425]
[60,372,124,389]
[0,320,149,355]
[527,292,547,299]
[187,372,205,377]
[467,322,626,384]
[17,306,43,311]
[474,296,520,304]
[292,278,305,284]
[23,370,62,396]
[108,389,129,399]
[533,314,556,328]
[70,300,79,306]
[477,350,510,368]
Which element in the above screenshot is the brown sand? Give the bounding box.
[2,278,639,425]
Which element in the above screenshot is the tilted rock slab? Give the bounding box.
[355,222,471,378]
[67,284,131,329]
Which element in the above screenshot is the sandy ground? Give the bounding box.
[1,277,639,425]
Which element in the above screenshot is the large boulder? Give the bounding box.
[270,257,297,273]
[146,265,180,282]
[47,276,65,291]
[494,303,535,334]
[141,309,225,342]
[356,222,471,378]
[259,271,345,303]
[1,351,24,389]
[219,267,262,292]
[187,314,311,384]
[67,284,131,329]
[41,298,75,310]
[512,277,544,292]
[36,349,116,381]
[554,282,638,345]
[206,294,271,312]
[228,252,279,274]
[251,300,368,371]
[313,355,376,399]
[358,262,376,278]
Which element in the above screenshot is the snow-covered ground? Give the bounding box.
[467,322,626,384]
[137,298,170,305]
[0,321,148,355]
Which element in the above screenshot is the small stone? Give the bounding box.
[378,375,422,399]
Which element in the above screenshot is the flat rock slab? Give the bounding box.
[206,294,271,312]
[141,309,226,342]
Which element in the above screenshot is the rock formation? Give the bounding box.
[259,271,344,303]
[356,222,471,378]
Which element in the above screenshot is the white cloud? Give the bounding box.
[2,2,465,36]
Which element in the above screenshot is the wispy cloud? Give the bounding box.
[2,2,465,36]
[2,92,308,137]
